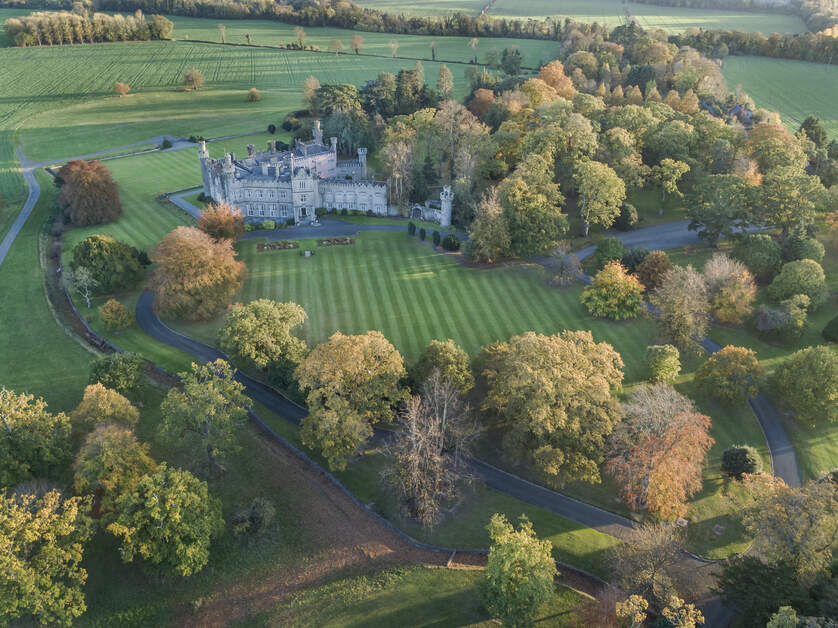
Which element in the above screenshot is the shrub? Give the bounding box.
[614,202,638,231]
[246,87,262,102]
[340,208,348,216]
[581,262,645,320]
[71,235,145,294]
[315,207,326,217]
[781,229,825,263]
[231,497,276,537]
[407,222,416,236]
[286,218,295,226]
[767,259,828,310]
[771,345,838,425]
[546,243,581,287]
[89,353,146,397]
[732,234,781,283]
[695,346,763,404]
[98,299,134,331]
[644,345,681,383]
[703,254,757,325]
[188,135,206,143]
[442,234,460,251]
[432,230,441,246]
[261,220,275,230]
[824,314,838,342]
[113,81,130,96]
[267,124,276,134]
[593,237,626,270]
[419,228,426,240]
[461,239,474,261]
[635,250,671,290]
[621,246,650,273]
[161,138,173,149]
[366,209,374,216]
[184,67,204,90]
[722,445,763,478]
[756,294,810,341]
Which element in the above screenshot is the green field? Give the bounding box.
[355,0,487,16]
[723,56,838,137]
[488,0,806,33]
[168,15,559,68]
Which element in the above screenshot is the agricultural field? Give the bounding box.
[488,0,806,33]
[168,15,559,68]
[355,0,487,16]
[723,55,838,136]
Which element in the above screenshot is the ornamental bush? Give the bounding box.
[722,445,763,478]
[635,249,672,290]
[407,221,416,236]
[593,237,626,270]
[442,233,460,251]
[432,230,441,246]
[695,346,763,404]
[644,345,681,383]
[767,259,828,310]
[98,299,134,331]
[581,262,645,320]
[89,353,146,397]
[732,234,781,283]
[621,246,650,273]
[781,230,825,263]
[756,294,810,341]
[615,202,638,231]
[419,227,426,240]
[71,235,144,294]
[261,220,275,230]
[772,345,838,425]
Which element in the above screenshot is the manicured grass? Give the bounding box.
[488,0,805,33]
[723,56,838,137]
[333,213,452,232]
[262,566,586,627]
[0,170,92,412]
[169,232,657,379]
[169,14,558,68]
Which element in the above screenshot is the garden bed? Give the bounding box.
[258,240,299,251]
[318,237,354,247]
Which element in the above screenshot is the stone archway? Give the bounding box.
[410,205,424,220]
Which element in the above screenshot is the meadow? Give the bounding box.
[722,55,838,136]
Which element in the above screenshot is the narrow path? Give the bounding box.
[0,148,40,267]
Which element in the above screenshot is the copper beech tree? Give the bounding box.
[149,226,246,320]
[56,159,122,226]
[607,383,713,520]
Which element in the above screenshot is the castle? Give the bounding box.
[197,121,453,227]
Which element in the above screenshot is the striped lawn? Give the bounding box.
[175,232,657,382]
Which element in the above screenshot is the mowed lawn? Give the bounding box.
[723,56,838,136]
[171,233,657,380]
[168,15,559,68]
[488,0,805,33]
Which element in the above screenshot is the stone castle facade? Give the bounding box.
[198,121,453,227]
[198,121,388,224]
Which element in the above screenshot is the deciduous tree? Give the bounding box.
[771,345,838,425]
[650,266,709,350]
[0,490,93,626]
[644,344,681,383]
[350,34,363,54]
[113,81,130,96]
[57,159,122,226]
[295,331,406,470]
[610,523,684,609]
[70,382,139,432]
[702,254,757,325]
[469,188,511,262]
[159,360,249,474]
[574,160,626,238]
[760,166,826,235]
[687,175,755,246]
[108,463,223,577]
[217,299,307,370]
[695,346,762,404]
[581,261,645,320]
[479,331,624,486]
[0,388,71,487]
[149,226,246,320]
[767,259,828,310]
[88,352,146,397]
[183,67,204,90]
[607,384,713,519]
[98,298,134,331]
[732,233,782,283]
[652,158,689,212]
[636,250,672,291]
[66,266,97,308]
[436,63,454,99]
[70,234,145,293]
[410,339,473,394]
[483,514,557,628]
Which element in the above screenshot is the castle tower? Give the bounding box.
[439,185,454,228]
[357,147,368,178]
[330,137,338,154]
[198,140,211,196]
[313,119,323,145]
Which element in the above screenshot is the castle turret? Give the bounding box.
[439,185,454,228]
[198,141,211,196]
[330,137,338,154]
[313,119,323,145]
[357,147,368,178]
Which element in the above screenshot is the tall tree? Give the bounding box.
[687,175,756,246]
[70,382,140,433]
[695,346,762,404]
[295,331,406,470]
[410,338,473,394]
[702,253,757,324]
[0,490,93,626]
[650,265,709,350]
[70,234,145,294]
[108,463,223,577]
[483,514,557,627]
[436,63,454,99]
[651,159,689,213]
[56,159,122,226]
[574,160,626,238]
[581,261,645,320]
[149,226,246,321]
[159,360,249,474]
[350,34,363,54]
[469,188,511,262]
[217,299,307,370]
[479,331,624,486]
[611,523,684,609]
[607,384,713,519]
[771,345,838,426]
[0,388,71,487]
[799,115,827,148]
[197,202,245,240]
[760,166,826,235]
[386,371,475,527]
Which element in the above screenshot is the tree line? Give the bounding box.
[3,9,173,46]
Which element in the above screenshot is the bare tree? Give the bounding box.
[384,370,476,527]
[429,40,436,60]
[328,39,344,56]
[388,40,398,57]
[350,34,363,54]
[546,242,581,286]
[67,266,98,308]
[294,25,306,47]
[217,23,225,43]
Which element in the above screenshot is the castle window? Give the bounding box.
[280,208,288,218]
[361,203,367,211]
[301,195,307,202]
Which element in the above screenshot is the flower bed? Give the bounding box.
[257,241,299,252]
[317,237,354,247]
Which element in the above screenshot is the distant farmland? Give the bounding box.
[723,56,838,136]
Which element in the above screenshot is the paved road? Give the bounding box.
[0,149,41,267]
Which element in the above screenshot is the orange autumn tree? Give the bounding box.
[607,383,713,520]
[538,60,576,99]
[57,159,122,226]
[197,201,245,241]
[149,226,246,320]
